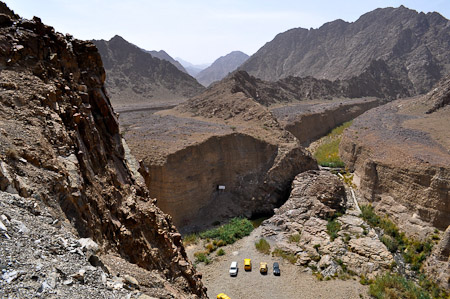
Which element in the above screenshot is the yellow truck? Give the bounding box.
[217,293,231,299]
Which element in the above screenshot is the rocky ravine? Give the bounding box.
[272,97,387,145]
[340,75,450,288]
[124,71,318,231]
[0,4,205,298]
[241,6,450,96]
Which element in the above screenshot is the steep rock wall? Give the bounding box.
[0,5,205,297]
[339,85,450,231]
[272,98,386,145]
[140,133,317,229]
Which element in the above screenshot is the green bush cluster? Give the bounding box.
[182,233,198,246]
[360,205,434,270]
[326,219,341,241]
[313,121,353,168]
[194,251,211,265]
[369,273,431,299]
[199,217,254,245]
[360,205,448,298]
[216,248,225,256]
[255,238,271,254]
[272,248,297,264]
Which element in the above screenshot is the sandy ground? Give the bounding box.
[186,227,369,299]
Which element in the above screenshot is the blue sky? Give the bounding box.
[5,0,450,64]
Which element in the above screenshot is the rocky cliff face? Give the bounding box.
[123,72,317,231]
[241,6,450,96]
[195,51,249,87]
[340,76,450,233]
[0,4,205,297]
[272,98,387,145]
[92,35,204,111]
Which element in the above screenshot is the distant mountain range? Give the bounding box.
[240,6,450,96]
[195,51,249,87]
[176,58,211,77]
[144,49,187,73]
[92,35,204,109]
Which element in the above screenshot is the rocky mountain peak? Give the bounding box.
[92,35,204,111]
[195,50,249,86]
[240,6,450,96]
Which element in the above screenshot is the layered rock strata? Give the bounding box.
[0,4,205,297]
[260,170,394,279]
[340,76,450,289]
[340,76,450,231]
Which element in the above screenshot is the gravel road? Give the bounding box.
[186,227,369,299]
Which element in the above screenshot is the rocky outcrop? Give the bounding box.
[0,4,205,297]
[196,51,249,87]
[261,171,394,279]
[241,6,450,96]
[92,35,204,111]
[340,76,450,232]
[272,97,387,145]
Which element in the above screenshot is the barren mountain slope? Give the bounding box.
[241,6,450,96]
[145,49,187,73]
[0,4,205,297]
[93,35,204,110]
[196,51,249,86]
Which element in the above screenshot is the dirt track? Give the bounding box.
[186,227,369,299]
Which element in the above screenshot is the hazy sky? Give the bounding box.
[5,0,450,64]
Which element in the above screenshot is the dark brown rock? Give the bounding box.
[0,3,206,297]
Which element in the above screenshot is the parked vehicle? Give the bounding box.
[273,262,280,276]
[229,261,238,276]
[244,258,252,271]
[217,293,231,299]
[260,262,268,274]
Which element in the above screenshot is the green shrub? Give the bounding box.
[313,121,353,168]
[199,217,254,245]
[272,248,297,264]
[216,248,225,256]
[194,251,211,264]
[369,273,431,299]
[288,233,301,243]
[360,204,432,271]
[381,235,398,253]
[327,219,341,241]
[205,242,217,253]
[255,238,271,254]
[182,233,198,246]
[314,138,345,168]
